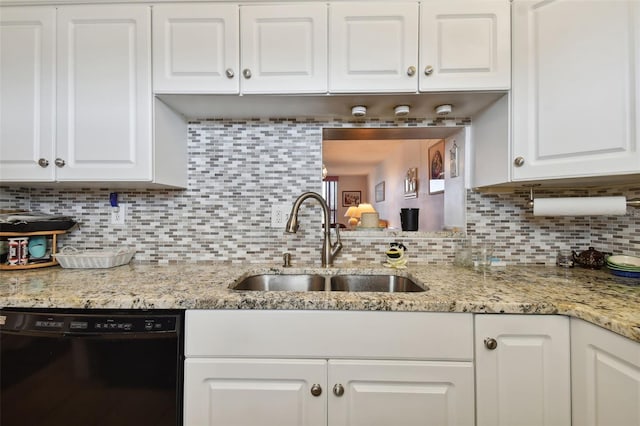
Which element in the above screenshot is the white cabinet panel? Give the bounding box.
[475,314,571,426]
[184,358,327,426]
[153,3,327,95]
[240,4,327,93]
[512,0,640,181]
[186,310,473,360]
[419,0,510,91]
[152,4,239,93]
[328,360,474,426]
[571,318,640,426]
[329,2,419,93]
[0,7,55,181]
[57,5,152,181]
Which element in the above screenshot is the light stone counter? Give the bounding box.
[1,263,639,342]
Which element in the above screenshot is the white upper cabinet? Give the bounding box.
[511,0,640,181]
[329,2,419,93]
[56,5,153,182]
[0,7,56,182]
[240,4,328,93]
[152,4,239,93]
[153,3,327,94]
[419,0,511,91]
[152,1,511,96]
[0,4,186,187]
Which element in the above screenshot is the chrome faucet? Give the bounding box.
[285,192,342,267]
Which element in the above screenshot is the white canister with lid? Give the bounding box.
[360,212,380,228]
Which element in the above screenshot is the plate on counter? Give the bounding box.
[607,255,640,269]
[606,263,640,273]
[608,268,640,279]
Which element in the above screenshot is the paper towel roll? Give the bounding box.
[533,196,627,216]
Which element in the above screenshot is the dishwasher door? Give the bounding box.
[0,309,184,426]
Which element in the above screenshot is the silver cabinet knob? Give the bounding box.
[242,68,252,79]
[424,65,434,76]
[54,158,65,168]
[407,66,416,77]
[514,156,525,167]
[225,68,234,79]
[333,383,344,397]
[38,158,49,168]
[310,384,322,397]
[485,337,498,350]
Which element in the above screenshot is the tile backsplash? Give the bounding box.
[1,118,639,266]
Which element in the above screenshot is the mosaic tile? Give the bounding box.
[1,119,639,266]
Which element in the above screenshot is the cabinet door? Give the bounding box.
[184,358,327,426]
[512,0,640,181]
[328,359,474,426]
[240,4,327,94]
[0,7,55,182]
[475,314,571,426]
[56,5,152,181]
[571,319,640,426]
[419,0,510,91]
[329,2,419,93]
[152,4,239,94]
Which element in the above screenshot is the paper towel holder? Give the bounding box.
[526,186,640,209]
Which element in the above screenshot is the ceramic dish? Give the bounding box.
[55,247,135,269]
[608,268,640,279]
[606,262,640,272]
[606,255,640,268]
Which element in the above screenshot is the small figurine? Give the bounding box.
[385,242,407,269]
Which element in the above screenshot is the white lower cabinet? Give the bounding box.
[328,360,474,426]
[184,358,327,426]
[571,318,640,426]
[475,314,571,426]
[184,358,473,426]
[184,310,475,426]
[185,311,640,426]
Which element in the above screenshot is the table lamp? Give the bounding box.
[344,206,360,228]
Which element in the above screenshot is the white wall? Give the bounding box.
[363,127,469,231]
[369,139,445,231]
[444,128,467,230]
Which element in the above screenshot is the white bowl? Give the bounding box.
[607,255,640,268]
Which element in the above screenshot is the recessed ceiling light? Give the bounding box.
[435,104,453,116]
[351,105,367,117]
[394,105,410,117]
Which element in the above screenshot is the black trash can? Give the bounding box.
[400,208,419,231]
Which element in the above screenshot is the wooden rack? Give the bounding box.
[0,230,67,270]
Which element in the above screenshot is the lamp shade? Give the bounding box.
[357,203,376,217]
[344,206,360,218]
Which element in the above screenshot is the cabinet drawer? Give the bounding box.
[186,310,473,360]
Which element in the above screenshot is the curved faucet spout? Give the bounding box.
[285,192,342,267]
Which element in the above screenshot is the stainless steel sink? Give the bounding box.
[330,275,425,292]
[230,273,425,293]
[231,274,326,291]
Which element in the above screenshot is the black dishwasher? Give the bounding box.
[0,308,184,426]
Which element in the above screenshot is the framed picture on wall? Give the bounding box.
[375,181,385,202]
[450,142,459,178]
[342,191,361,207]
[428,141,445,194]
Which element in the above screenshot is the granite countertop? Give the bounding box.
[1,263,639,343]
